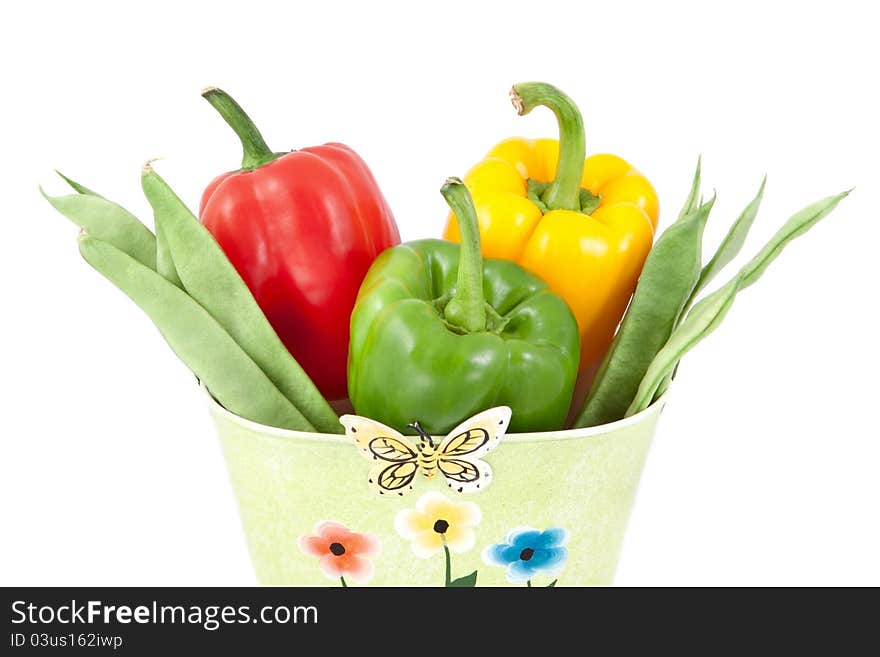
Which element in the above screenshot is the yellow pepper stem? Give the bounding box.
[510,82,586,212]
[441,178,487,333]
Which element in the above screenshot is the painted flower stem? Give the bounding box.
[395,492,481,586]
[340,576,348,588]
[443,543,452,587]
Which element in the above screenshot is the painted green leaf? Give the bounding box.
[448,570,478,587]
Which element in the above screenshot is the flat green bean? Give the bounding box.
[154,218,182,287]
[141,165,341,433]
[42,172,157,269]
[627,190,850,416]
[139,162,183,287]
[653,177,767,399]
[677,156,702,221]
[573,161,713,427]
[78,234,315,431]
[687,177,766,309]
[55,170,101,197]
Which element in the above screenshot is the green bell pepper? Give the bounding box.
[347,178,580,434]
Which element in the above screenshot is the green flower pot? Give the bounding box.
[206,388,667,587]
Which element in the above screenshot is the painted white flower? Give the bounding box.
[394,492,481,558]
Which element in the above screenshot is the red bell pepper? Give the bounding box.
[199,88,400,400]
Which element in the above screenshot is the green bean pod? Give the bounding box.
[154,218,183,287]
[652,176,768,399]
[78,234,315,431]
[627,189,850,416]
[573,162,714,427]
[139,162,183,287]
[54,170,102,197]
[41,172,157,270]
[686,177,767,311]
[141,165,341,434]
[677,156,703,221]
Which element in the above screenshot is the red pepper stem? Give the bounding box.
[510,82,586,212]
[201,87,278,170]
[441,178,487,333]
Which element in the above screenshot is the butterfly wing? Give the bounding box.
[340,414,417,462]
[339,414,419,496]
[439,406,512,459]
[369,461,418,497]
[438,457,493,494]
[436,406,512,493]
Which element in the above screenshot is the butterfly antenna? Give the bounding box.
[406,421,435,449]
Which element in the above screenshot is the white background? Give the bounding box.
[2,0,878,586]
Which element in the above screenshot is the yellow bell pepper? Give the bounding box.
[443,82,659,372]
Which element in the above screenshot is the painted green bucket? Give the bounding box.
[206,388,667,587]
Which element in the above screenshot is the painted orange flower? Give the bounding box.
[298,521,380,586]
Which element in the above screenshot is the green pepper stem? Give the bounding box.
[201,87,278,169]
[510,82,586,212]
[441,178,487,333]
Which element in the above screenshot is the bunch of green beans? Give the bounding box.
[43,167,342,433]
[44,158,850,434]
[574,160,849,427]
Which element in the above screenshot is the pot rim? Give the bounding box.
[203,383,669,445]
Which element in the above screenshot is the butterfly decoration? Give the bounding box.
[339,407,512,497]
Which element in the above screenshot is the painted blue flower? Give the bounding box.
[482,526,569,584]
